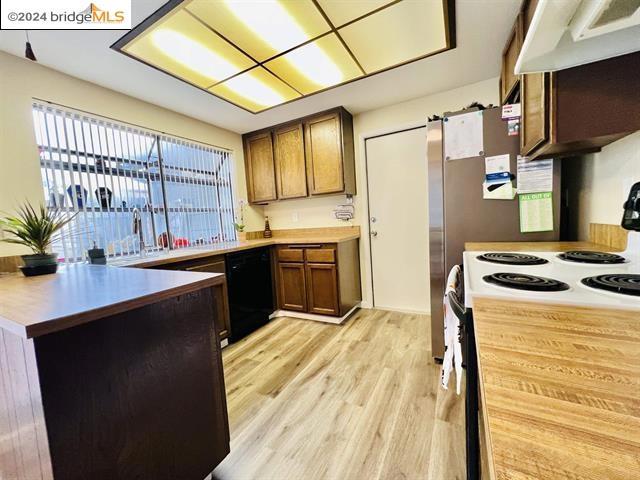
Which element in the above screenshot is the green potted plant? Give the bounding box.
[0,203,77,276]
[234,199,247,241]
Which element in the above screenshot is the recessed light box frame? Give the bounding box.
[111,0,456,114]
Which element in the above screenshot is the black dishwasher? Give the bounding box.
[225,247,274,343]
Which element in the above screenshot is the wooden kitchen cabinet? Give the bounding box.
[304,110,355,196]
[244,131,277,203]
[277,262,307,311]
[243,107,355,204]
[502,0,640,160]
[520,51,640,159]
[274,123,307,199]
[500,12,523,105]
[149,255,231,341]
[275,240,360,317]
[520,71,548,156]
[305,263,339,315]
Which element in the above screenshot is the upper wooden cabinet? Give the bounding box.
[244,132,277,203]
[305,112,344,195]
[520,71,548,156]
[500,12,523,105]
[243,107,355,204]
[273,123,307,200]
[501,0,640,160]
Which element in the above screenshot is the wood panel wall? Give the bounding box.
[588,223,628,251]
[0,255,23,273]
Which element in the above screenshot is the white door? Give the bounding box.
[366,127,430,313]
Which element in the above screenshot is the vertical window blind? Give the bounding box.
[32,101,236,263]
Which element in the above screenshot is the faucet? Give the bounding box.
[132,208,145,254]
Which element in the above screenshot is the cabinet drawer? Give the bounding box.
[305,248,335,263]
[277,249,304,262]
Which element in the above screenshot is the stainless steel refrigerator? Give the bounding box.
[427,107,561,360]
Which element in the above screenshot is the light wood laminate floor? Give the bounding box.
[212,308,466,480]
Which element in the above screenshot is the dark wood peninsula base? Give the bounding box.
[0,265,230,479]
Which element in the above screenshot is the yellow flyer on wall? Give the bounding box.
[519,192,553,233]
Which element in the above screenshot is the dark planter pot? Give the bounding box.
[22,253,58,267]
[20,253,59,276]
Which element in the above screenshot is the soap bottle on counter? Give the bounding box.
[263,216,272,238]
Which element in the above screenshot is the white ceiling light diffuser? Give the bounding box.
[112,0,455,113]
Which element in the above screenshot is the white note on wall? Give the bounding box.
[443,111,484,161]
[485,154,511,175]
[517,157,553,193]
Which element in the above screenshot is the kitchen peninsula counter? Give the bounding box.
[0,264,230,479]
[0,263,224,338]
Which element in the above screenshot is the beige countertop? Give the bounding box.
[113,228,361,268]
[473,297,640,480]
[0,264,224,339]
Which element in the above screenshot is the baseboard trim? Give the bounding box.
[372,305,431,315]
[270,304,361,325]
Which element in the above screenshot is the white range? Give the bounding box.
[463,232,640,312]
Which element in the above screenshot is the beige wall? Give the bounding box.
[267,77,500,306]
[0,51,263,256]
[566,131,640,241]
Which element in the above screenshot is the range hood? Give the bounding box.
[515,0,640,73]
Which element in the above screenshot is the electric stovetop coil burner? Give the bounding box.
[557,250,626,264]
[483,272,570,292]
[581,274,640,297]
[477,252,548,265]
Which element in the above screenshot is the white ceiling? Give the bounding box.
[0,0,520,133]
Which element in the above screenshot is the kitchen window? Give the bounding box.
[32,101,236,263]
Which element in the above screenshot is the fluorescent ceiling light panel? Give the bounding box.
[209,67,300,112]
[151,29,238,82]
[338,0,448,73]
[112,0,454,113]
[186,0,331,62]
[121,10,254,88]
[316,0,396,27]
[265,34,361,94]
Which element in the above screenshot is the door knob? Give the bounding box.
[370,216,377,223]
[370,230,378,237]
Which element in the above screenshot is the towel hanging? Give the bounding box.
[441,265,463,395]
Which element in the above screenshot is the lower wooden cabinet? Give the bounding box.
[306,263,339,316]
[275,240,361,317]
[149,255,232,341]
[277,262,307,312]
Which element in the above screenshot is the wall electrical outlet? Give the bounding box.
[292,212,299,222]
